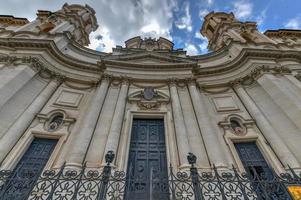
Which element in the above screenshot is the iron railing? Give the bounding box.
[0,152,300,200]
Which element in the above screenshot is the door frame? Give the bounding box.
[1,130,66,171]
[116,110,178,173]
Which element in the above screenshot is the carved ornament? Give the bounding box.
[128,89,170,110]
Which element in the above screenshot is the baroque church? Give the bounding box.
[0,3,301,200]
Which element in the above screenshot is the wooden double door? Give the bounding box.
[125,119,169,200]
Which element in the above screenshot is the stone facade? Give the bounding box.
[0,4,301,178]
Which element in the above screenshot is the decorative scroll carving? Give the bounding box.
[0,55,66,81]
[128,89,170,110]
[37,110,76,132]
[229,65,291,87]
[218,114,255,136]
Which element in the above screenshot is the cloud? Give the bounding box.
[195,32,208,54]
[199,40,208,53]
[0,0,178,52]
[284,16,301,29]
[88,27,115,53]
[184,43,199,55]
[174,2,192,32]
[206,0,214,6]
[92,0,178,52]
[195,32,206,40]
[232,0,253,19]
[199,9,210,20]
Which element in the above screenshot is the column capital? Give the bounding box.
[168,78,178,87]
[101,73,113,82]
[120,76,131,86]
[229,78,243,88]
[186,78,197,86]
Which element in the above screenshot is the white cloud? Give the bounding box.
[284,16,301,29]
[199,40,208,53]
[232,0,253,19]
[185,43,199,55]
[199,9,210,20]
[206,0,214,6]
[175,2,193,32]
[0,0,178,53]
[256,9,267,27]
[90,0,178,52]
[195,32,206,40]
[89,27,115,53]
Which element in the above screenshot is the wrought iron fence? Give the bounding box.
[0,152,300,200]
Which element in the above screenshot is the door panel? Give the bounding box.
[126,119,169,200]
[235,142,292,199]
[1,138,57,200]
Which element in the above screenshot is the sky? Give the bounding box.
[0,0,300,55]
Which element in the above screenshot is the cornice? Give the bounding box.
[193,48,301,76]
[0,37,104,72]
[0,35,300,87]
[196,65,292,93]
[108,52,193,63]
[0,55,101,85]
[0,55,65,79]
[103,59,197,70]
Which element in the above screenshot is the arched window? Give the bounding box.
[48,114,64,132]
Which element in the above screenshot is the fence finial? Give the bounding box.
[105,151,115,166]
[187,152,197,167]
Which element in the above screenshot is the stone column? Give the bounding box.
[178,84,210,168]
[234,84,300,168]
[85,84,120,167]
[169,81,191,167]
[0,78,61,163]
[258,74,301,131]
[0,64,37,109]
[188,81,228,168]
[102,79,129,164]
[67,77,110,167]
[284,74,301,101]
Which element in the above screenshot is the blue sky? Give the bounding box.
[0,0,300,55]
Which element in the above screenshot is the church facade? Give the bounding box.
[0,3,301,200]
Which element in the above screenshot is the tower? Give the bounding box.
[201,11,276,51]
[14,3,98,46]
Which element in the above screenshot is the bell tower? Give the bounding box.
[201,12,276,51]
[15,3,98,46]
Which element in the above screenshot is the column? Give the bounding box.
[102,79,129,164]
[0,78,61,163]
[234,84,300,168]
[169,81,191,167]
[0,64,37,109]
[85,84,119,167]
[66,77,109,167]
[178,85,210,168]
[258,74,301,131]
[188,81,228,168]
[284,74,301,102]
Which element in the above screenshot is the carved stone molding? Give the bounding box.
[0,55,66,81]
[168,77,196,88]
[228,65,291,87]
[218,114,255,136]
[193,48,300,77]
[37,109,76,133]
[128,89,170,110]
[109,75,132,88]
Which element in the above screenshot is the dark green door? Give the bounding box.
[125,119,169,200]
[1,138,57,200]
